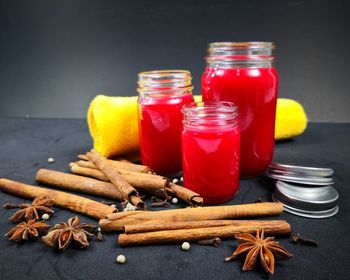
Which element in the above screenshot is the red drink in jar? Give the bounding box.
[137,70,194,175]
[202,42,278,177]
[182,101,240,204]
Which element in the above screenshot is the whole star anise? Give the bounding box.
[225,228,293,274]
[42,216,95,251]
[6,219,50,243]
[6,196,54,223]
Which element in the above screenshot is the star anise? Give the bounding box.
[6,219,50,243]
[225,228,293,274]
[7,196,54,223]
[42,216,95,251]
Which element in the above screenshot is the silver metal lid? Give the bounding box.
[275,181,339,211]
[272,194,339,218]
[269,162,334,177]
[266,171,334,186]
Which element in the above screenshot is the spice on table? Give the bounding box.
[224,228,293,275]
[70,162,169,199]
[122,202,137,212]
[116,254,126,264]
[172,178,179,184]
[6,219,50,243]
[100,201,117,206]
[42,216,95,251]
[181,242,190,251]
[76,155,153,173]
[70,162,109,181]
[171,197,178,204]
[3,203,20,209]
[47,157,55,163]
[118,220,291,246]
[36,169,124,201]
[86,149,146,210]
[41,213,50,220]
[0,178,117,219]
[166,182,203,206]
[6,196,54,223]
[290,233,318,247]
[96,231,105,242]
[151,200,169,208]
[100,202,285,232]
[122,220,288,235]
[151,196,164,202]
[71,159,203,205]
[197,237,221,247]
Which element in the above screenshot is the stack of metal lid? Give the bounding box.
[267,162,339,218]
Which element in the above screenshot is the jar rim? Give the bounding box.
[182,101,238,118]
[208,42,275,50]
[206,42,275,66]
[182,101,239,127]
[138,70,191,81]
[137,70,193,96]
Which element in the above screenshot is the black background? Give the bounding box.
[0,0,349,121]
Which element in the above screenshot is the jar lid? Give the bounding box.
[275,180,339,209]
[269,162,334,177]
[273,193,339,218]
[266,170,334,186]
[273,180,339,218]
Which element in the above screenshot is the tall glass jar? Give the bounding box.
[202,42,278,177]
[137,70,194,175]
[182,101,240,204]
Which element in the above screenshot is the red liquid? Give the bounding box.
[202,67,278,177]
[182,125,240,204]
[138,93,194,174]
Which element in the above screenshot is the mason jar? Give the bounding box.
[202,42,278,177]
[182,101,240,204]
[137,70,194,175]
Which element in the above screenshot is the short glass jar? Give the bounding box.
[182,101,240,204]
[137,70,194,175]
[202,42,278,177]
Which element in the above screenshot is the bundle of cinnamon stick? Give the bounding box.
[92,201,290,246]
[66,150,204,206]
[0,178,116,219]
[0,150,204,219]
[118,219,292,246]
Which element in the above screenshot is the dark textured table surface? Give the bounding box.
[0,118,349,280]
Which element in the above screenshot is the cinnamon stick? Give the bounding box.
[78,154,89,161]
[35,169,124,200]
[76,160,98,169]
[118,220,292,246]
[70,162,109,181]
[70,162,169,199]
[86,150,146,210]
[99,202,284,231]
[79,153,139,163]
[0,178,117,219]
[77,156,152,173]
[123,220,275,234]
[166,183,203,206]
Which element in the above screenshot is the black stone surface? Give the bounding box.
[0,118,349,280]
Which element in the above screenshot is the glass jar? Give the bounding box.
[202,42,278,177]
[182,101,240,204]
[137,70,194,175]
